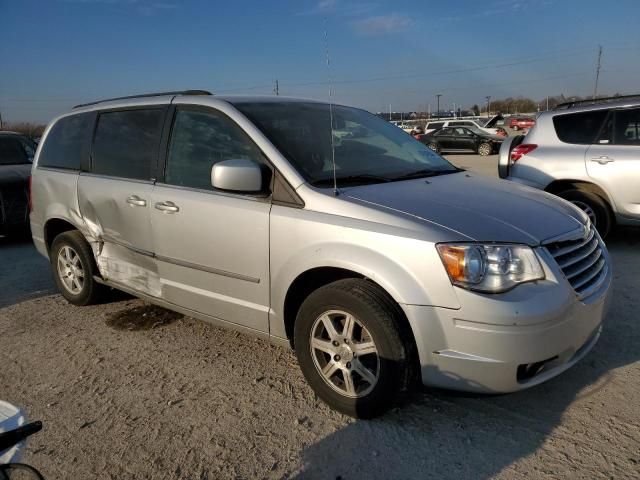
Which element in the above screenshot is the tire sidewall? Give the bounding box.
[294,283,406,418]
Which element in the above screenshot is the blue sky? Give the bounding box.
[1,0,639,123]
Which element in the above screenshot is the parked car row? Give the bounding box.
[29,91,611,418]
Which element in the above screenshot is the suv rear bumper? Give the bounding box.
[403,268,612,393]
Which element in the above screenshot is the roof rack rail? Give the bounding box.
[554,94,640,110]
[73,90,213,109]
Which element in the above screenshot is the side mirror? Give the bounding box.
[211,159,266,193]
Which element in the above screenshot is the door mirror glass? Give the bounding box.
[211,159,265,193]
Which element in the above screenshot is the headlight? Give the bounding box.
[436,243,545,293]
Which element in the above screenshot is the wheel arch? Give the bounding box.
[44,217,81,254]
[544,179,615,210]
[282,266,420,375]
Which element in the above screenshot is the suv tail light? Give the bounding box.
[510,144,537,163]
[28,175,32,213]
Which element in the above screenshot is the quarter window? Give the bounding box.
[92,109,165,180]
[427,122,444,130]
[553,110,608,144]
[39,113,93,170]
[613,108,640,145]
[164,108,266,191]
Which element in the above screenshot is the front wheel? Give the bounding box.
[478,142,492,156]
[50,230,106,305]
[427,142,439,153]
[294,279,412,418]
[558,189,612,238]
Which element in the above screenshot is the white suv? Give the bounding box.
[499,96,640,237]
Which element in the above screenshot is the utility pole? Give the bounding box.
[389,104,392,121]
[273,79,279,95]
[546,96,549,111]
[453,102,456,118]
[436,94,442,119]
[593,45,603,100]
[485,96,491,118]
[0,108,3,130]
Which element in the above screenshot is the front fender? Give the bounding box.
[268,206,461,339]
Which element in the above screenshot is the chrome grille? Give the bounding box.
[546,226,608,298]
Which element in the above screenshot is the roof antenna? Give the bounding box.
[324,17,339,196]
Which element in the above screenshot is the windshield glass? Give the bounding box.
[234,102,459,186]
[0,136,31,165]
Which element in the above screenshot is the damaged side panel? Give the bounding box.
[77,174,161,297]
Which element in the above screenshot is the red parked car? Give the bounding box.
[508,117,536,131]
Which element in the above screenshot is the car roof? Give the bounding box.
[540,97,640,119]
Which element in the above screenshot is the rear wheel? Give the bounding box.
[512,125,519,131]
[294,279,412,418]
[50,230,106,305]
[478,142,492,156]
[558,189,612,238]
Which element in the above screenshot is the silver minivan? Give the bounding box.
[30,91,611,418]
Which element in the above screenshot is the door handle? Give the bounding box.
[154,201,179,213]
[590,156,615,165]
[126,195,147,207]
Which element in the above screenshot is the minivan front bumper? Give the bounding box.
[403,260,612,393]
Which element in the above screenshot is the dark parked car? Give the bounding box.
[0,132,35,236]
[419,126,504,156]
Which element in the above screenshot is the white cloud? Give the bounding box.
[351,13,412,36]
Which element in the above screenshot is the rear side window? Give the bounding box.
[164,108,266,190]
[427,122,444,130]
[92,108,165,180]
[613,108,640,145]
[39,113,93,169]
[553,110,608,144]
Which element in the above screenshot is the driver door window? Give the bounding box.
[165,108,266,190]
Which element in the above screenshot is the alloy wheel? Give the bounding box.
[57,245,85,295]
[309,310,380,398]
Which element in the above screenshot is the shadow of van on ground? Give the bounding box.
[293,228,640,479]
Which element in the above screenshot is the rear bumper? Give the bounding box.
[403,261,612,393]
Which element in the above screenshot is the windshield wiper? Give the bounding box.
[311,174,391,187]
[390,168,462,181]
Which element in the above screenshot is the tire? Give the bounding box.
[478,142,492,156]
[427,142,439,153]
[50,230,106,305]
[294,278,412,419]
[557,189,612,238]
[512,125,519,131]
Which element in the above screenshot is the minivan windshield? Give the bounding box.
[234,102,460,187]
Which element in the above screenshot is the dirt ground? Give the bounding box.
[1,155,639,479]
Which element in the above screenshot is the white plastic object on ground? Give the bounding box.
[0,400,26,463]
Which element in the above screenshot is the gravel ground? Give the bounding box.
[1,156,639,479]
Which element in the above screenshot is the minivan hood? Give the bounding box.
[343,172,586,244]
